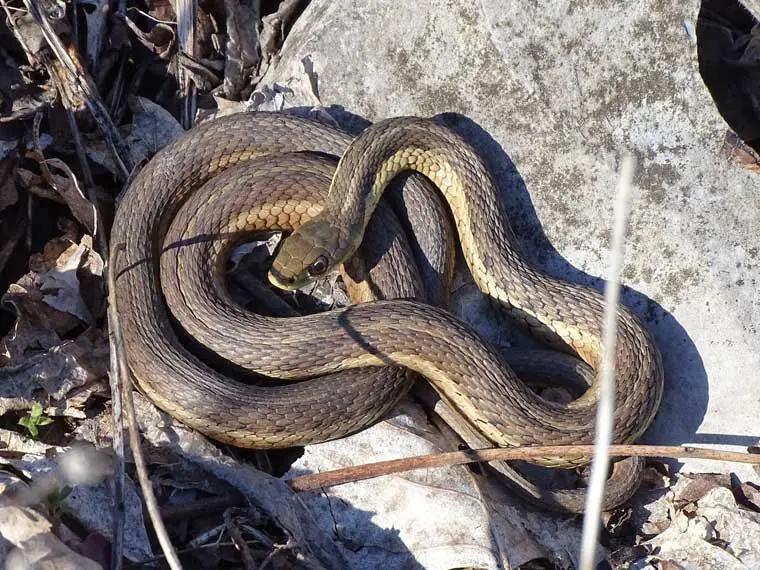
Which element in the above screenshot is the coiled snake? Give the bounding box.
[110,112,664,511]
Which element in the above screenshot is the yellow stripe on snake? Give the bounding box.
[110,112,664,512]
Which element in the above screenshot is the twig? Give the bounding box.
[22,0,133,179]
[579,155,635,570]
[186,523,225,549]
[224,509,257,570]
[287,444,760,492]
[175,0,198,128]
[124,539,270,568]
[259,538,297,570]
[107,249,183,570]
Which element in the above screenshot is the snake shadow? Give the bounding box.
[284,105,712,458]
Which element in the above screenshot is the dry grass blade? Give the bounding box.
[579,155,635,570]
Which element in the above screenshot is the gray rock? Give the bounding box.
[741,0,760,20]
[262,0,760,483]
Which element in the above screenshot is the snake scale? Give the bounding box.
[110,111,664,510]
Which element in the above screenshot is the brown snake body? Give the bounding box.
[111,112,664,509]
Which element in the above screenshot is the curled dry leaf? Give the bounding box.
[631,486,760,569]
[223,0,261,100]
[721,131,760,173]
[38,236,104,324]
[85,95,185,175]
[260,0,303,64]
[2,234,107,333]
[36,158,97,235]
[0,505,103,570]
[0,327,108,417]
[176,52,224,92]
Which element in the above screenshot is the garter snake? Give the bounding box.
[111,112,664,509]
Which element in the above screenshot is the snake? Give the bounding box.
[110,111,664,510]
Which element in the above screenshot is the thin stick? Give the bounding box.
[124,539,270,569]
[288,444,760,492]
[579,155,635,570]
[224,509,257,570]
[107,251,184,570]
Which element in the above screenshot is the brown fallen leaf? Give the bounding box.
[673,473,732,506]
[0,505,103,570]
[85,96,185,175]
[0,332,108,417]
[1,234,104,365]
[735,482,760,512]
[721,130,760,172]
[38,236,104,324]
[223,0,261,100]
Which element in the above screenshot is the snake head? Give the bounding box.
[268,217,350,290]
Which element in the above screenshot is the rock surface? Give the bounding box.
[262,1,759,477]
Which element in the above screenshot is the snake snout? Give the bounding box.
[270,218,347,290]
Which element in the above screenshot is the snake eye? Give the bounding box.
[307,255,329,277]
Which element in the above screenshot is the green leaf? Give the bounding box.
[18,416,39,437]
[30,402,44,419]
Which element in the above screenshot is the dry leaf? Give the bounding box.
[736,482,760,512]
[630,486,760,569]
[0,439,152,564]
[1,282,72,365]
[223,0,260,99]
[721,131,760,173]
[38,236,104,324]
[76,0,109,73]
[0,505,103,570]
[125,95,185,162]
[0,326,107,417]
[85,95,185,175]
[38,158,97,235]
[673,473,732,505]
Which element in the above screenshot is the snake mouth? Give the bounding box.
[267,267,298,291]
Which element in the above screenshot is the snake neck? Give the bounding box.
[325,117,662,425]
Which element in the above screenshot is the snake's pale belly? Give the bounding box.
[111,113,664,471]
